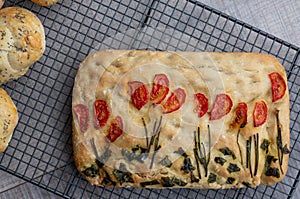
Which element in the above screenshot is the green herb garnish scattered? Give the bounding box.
[159,156,173,168]
[113,163,134,185]
[227,163,241,173]
[219,147,236,160]
[208,173,217,183]
[260,139,270,153]
[226,177,235,184]
[140,180,160,187]
[214,157,226,166]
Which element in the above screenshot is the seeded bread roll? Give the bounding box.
[0,7,45,85]
[0,88,18,153]
[31,0,59,6]
[72,50,290,188]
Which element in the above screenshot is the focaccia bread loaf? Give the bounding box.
[0,7,45,85]
[0,88,18,153]
[72,50,290,189]
[31,0,59,6]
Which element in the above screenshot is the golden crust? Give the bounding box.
[0,88,18,153]
[72,50,290,189]
[31,0,59,6]
[0,7,45,85]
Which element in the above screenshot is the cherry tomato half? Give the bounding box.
[269,72,286,102]
[162,88,186,114]
[128,81,149,110]
[94,100,110,128]
[210,94,233,120]
[73,104,89,132]
[106,116,123,142]
[150,74,170,104]
[253,101,268,127]
[194,93,208,118]
[234,102,248,128]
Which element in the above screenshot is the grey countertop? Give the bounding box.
[0,0,299,198]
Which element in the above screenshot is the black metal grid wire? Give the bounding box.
[0,0,299,198]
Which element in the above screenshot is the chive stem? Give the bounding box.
[249,137,253,178]
[142,117,149,148]
[237,129,243,165]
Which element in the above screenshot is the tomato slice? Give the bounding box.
[210,94,233,120]
[73,104,89,132]
[150,74,170,104]
[162,88,186,114]
[94,100,110,128]
[106,116,123,142]
[269,72,286,102]
[253,101,268,127]
[194,93,208,118]
[128,81,149,110]
[234,102,248,128]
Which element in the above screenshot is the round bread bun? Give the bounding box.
[31,0,59,6]
[0,88,18,153]
[0,7,45,85]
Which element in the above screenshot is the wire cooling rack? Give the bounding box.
[1,0,299,198]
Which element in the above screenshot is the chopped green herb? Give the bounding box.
[219,147,236,159]
[190,172,199,183]
[226,177,235,184]
[208,173,217,183]
[173,177,187,186]
[214,157,226,166]
[161,176,187,187]
[132,145,147,153]
[260,139,270,152]
[159,156,173,168]
[140,180,160,187]
[83,164,99,177]
[121,148,147,163]
[174,147,188,158]
[227,163,240,173]
[113,163,134,185]
[181,157,195,174]
[242,182,251,188]
[161,177,174,187]
[265,167,280,178]
[96,148,112,168]
[282,144,290,154]
[102,169,116,186]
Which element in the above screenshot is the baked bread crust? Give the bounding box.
[0,7,45,85]
[0,88,18,153]
[31,0,59,6]
[72,50,290,188]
